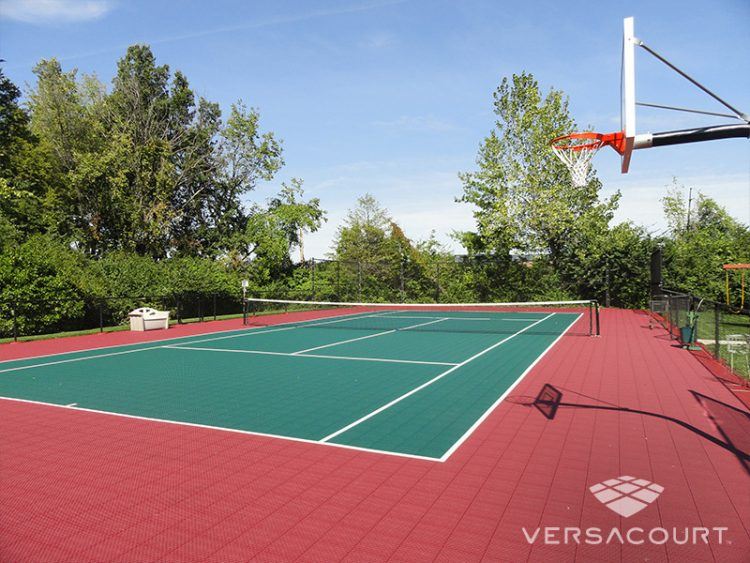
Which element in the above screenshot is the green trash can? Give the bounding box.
[680,326,693,345]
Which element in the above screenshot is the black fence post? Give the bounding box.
[357,260,362,302]
[213,293,217,321]
[605,267,611,308]
[400,260,405,302]
[714,301,721,357]
[311,258,316,300]
[435,262,441,303]
[336,260,341,300]
[176,297,182,324]
[12,306,18,343]
[99,301,104,333]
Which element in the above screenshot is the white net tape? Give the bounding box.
[551,145,599,187]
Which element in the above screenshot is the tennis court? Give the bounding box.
[0,301,594,461]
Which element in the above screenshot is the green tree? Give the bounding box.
[458,72,619,298]
[24,48,283,257]
[221,182,325,288]
[332,195,423,301]
[661,183,749,301]
[266,178,325,262]
[0,68,47,244]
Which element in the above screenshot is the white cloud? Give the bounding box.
[0,0,112,23]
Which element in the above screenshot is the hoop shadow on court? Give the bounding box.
[510,384,750,475]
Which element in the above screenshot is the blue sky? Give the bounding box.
[1,0,748,257]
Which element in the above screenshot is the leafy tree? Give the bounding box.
[24,48,283,258]
[661,183,749,301]
[331,195,428,300]
[458,72,619,297]
[0,68,46,242]
[267,178,325,262]
[220,182,325,289]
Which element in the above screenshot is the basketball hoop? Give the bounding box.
[550,131,627,187]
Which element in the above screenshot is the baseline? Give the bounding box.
[320,313,556,442]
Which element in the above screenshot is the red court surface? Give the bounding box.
[1,308,748,562]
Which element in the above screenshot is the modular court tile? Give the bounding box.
[0,308,748,562]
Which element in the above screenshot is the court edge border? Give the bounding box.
[0,313,583,463]
[0,309,377,366]
[437,312,582,461]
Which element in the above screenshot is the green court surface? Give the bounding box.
[0,310,580,460]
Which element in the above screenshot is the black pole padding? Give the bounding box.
[651,124,750,148]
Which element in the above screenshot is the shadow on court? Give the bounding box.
[507,383,750,475]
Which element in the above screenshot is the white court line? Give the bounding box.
[438,313,582,461]
[178,312,388,347]
[0,345,173,374]
[1,312,583,463]
[0,311,388,374]
[370,315,492,321]
[0,395,441,462]
[383,316,541,322]
[166,345,457,366]
[320,313,556,443]
[291,317,449,355]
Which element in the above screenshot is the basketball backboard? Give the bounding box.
[620,16,636,172]
[551,16,749,184]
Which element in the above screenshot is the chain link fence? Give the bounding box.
[0,292,245,342]
[650,289,750,381]
[2,254,609,342]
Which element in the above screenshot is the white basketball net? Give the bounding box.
[551,143,601,187]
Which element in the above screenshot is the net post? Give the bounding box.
[593,301,600,336]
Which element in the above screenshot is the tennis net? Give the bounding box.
[243,298,600,336]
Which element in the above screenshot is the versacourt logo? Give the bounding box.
[589,475,664,517]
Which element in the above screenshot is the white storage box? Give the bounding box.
[128,307,170,331]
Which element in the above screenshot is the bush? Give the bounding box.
[0,235,90,335]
